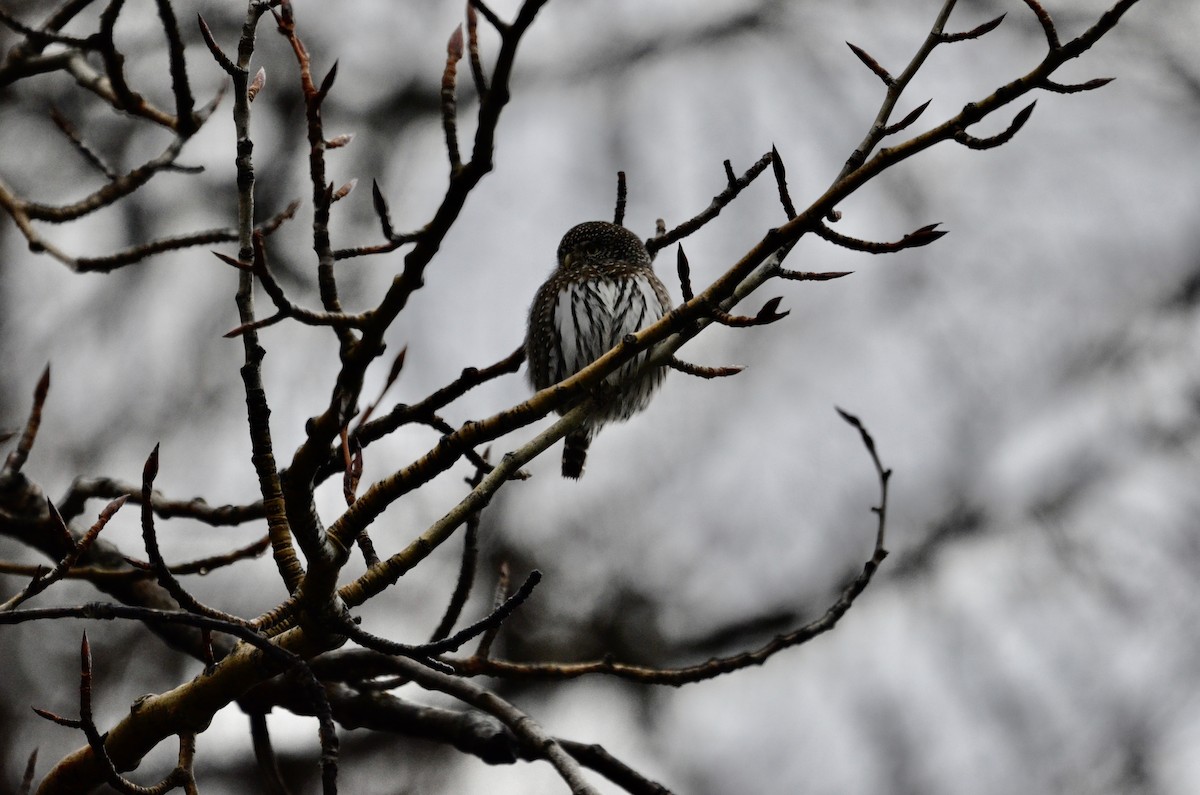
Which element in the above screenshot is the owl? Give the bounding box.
[526,221,672,478]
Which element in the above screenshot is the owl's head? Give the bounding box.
[557,221,651,269]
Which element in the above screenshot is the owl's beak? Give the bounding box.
[562,252,575,269]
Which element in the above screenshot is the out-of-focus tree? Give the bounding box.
[0,0,1167,792]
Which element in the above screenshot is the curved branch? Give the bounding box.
[451,409,890,686]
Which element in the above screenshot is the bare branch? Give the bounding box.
[836,407,892,550]
[315,60,338,107]
[838,0,962,179]
[722,159,736,186]
[48,107,116,178]
[559,740,675,795]
[223,311,287,338]
[710,296,790,328]
[19,749,37,795]
[222,232,371,337]
[340,428,364,507]
[392,655,603,795]
[2,366,50,476]
[3,602,339,793]
[197,14,237,76]
[475,561,510,659]
[32,705,81,729]
[646,152,773,256]
[0,496,125,612]
[1022,0,1061,51]
[248,712,291,795]
[466,1,488,95]
[443,26,465,171]
[19,137,187,223]
[78,632,190,795]
[676,246,694,301]
[347,346,524,457]
[428,455,489,643]
[153,0,197,136]
[138,446,252,628]
[345,570,540,662]
[614,170,628,226]
[935,13,1005,43]
[881,98,931,136]
[770,145,797,219]
[954,102,1036,149]
[1040,76,1114,94]
[355,346,408,431]
[815,221,947,254]
[846,41,894,86]
[370,178,396,240]
[98,0,141,114]
[273,1,353,352]
[222,0,305,595]
[75,228,238,273]
[469,0,508,34]
[0,7,94,49]
[668,358,744,379]
[121,534,271,579]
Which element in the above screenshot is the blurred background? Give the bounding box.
[1,0,1198,792]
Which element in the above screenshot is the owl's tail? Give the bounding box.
[562,429,591,479]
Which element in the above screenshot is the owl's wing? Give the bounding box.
[526,275,562,390]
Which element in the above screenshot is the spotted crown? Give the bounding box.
[556,221,651,268]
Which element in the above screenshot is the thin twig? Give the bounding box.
[442,25,465,171]
[77,632,191,795]
[18,749,37,795]
[560,740,675,795]
[814,221,947,253]
[469,0,508,34]
[645,152,773,257]
[466,1,488,96]
[614,170,627,226]
[2,366,49,476]
[475,562,510,659]
[122,534,272,579]
[668,359,743,379]
[343,346,524,462]
[346,570,541,661]
[935,13,1005,43]
[49,106,117,178]
[221,0,306,594]
[249,712,294,795]
[770,145,796,219]
[273,1,353,355]
[219,231,371,337]
[139,446,253,627]
[953,102,1036,149]
[153,0,197,136]
[709,296,789,328]
[388,655,602,795]
[428,456,491,642]
[0,496,126,612]
[59,475,264,525]
[675,246,694,301]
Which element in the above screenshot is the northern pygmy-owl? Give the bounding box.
[526,221,672,479]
